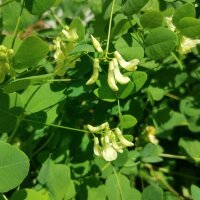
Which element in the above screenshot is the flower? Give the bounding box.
[114,51,139,71]
[165,16,176,32]
[107,60,119,91]
[62,27,79,42]
[145,126,159,144]
[87,122,109,133]
[102,136,117,161]
[114,127,134,147]
[91,35,103,53]
[110,131,123,153]
[93,137,102,156]
[178,36,200,55]
[113,58,130,85]
[86,58,100,85]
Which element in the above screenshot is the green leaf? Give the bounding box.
[2,1,37,32]
[0,91,24,133]
[25,0,56,15]
[120,114,137,129]
[172,3,195,27]
[0,142,29,193]
[89,0,103,14]
[142,185,163,200]
[147,86,165,101]
[191,185,200,200]
[38,159,75,200]
[177,17,200,38]
[10,189,49,200]
[115,33,144,60]
[14,36,49,69]
[179,137,200,163]
[140,143,163,163]
[131,71,148,93]
[122,0,149,16]
[140,11,164,29]
[21,83,65,114]
[145,27,178,60]
[106,173,141,200]
[69,18,85,41]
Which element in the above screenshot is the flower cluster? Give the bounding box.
[0,45,14,84]
[145,126,158,144]
[165,16,200,55]
[87,122,134,161]
[52,26,79,76]
[86,36,139,91]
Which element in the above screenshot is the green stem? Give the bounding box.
[31,131,55,158]
[11,0,25,48]
[105,0,115,58]
[22,118,89,133]
[8,113,24,143]
[113,166,124,200]
[160,153,200,162]
[117,99,123,129]
[50,9,65,28]
[0,0,14,8]
[170,52,184,70]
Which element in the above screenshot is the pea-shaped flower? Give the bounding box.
[86,58,101,85]
[114,127,134,147]
[113,58,130,85]
[102,136,117,161]
[114,51,139,72]
[91,35,103,53]
[107,60,119,91]
[110,131,123,153]
[87,122,109,133]
[93,137,102,156]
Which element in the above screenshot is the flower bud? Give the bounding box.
[87,122,109,133]
[91,35,103,53]
[107,60,119,91]
[114,127,134,147]
[86,58,100,85]
[114,51,139,71]
[102,136,117,161]
[113,58,130,85]
[110,132,123,153]
[93,137,102,156]
[0,65,5,83]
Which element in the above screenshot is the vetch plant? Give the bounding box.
[0,0,200,199]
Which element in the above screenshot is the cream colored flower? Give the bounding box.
[113,58,130,85]
[62,27,79,42]
[145,126,159,144]
[165,16,176,32]
[87,122,109,133]
[107,60,119,91]
[93,137,102,156]
[114,51,139,71]
[91,35,103,53]
[114,127,134,147]
[179,36,200,55]
[86,58,100,85]
[110,131,123,153]
[102,136,117,161]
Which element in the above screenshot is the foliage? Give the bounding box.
[0,0,200,199]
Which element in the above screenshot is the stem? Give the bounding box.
[0,0,14,8]
[7,114,24,143]
[22,118,89,133]
[11,0,24,48]
[105,0,115,58]
[117,99,123,129]
[113,166,124,200]
[170,52,184,70]
[165,93,180,101]
[50,9,65,28]
[160,153,200,162]
[31,131,55,158]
